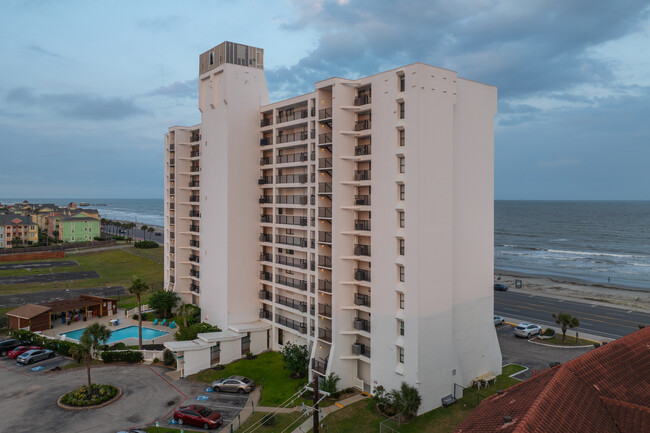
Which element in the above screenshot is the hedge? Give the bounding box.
[134,240,159,249]
[100,350,144,363]
[10,329,79,356]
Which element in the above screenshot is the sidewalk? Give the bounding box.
[502,317,612,344]
[291,393,368,433]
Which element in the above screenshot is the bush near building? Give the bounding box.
[134,240,159,249]
[100,350,144,363]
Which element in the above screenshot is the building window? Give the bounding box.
[399,156,405,173]
[399,184,405,201]
[398,265,405,282]
[399,238,405,256]
[399,292,404,309]
[399,320,405,336]
[398,129,405,147]
[398,102,405,119]
[398,74,405,92]
[398,211,405,228]
[209,52,214,65]
[398,346,404,364]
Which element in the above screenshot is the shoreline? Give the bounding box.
[495,270,650,312]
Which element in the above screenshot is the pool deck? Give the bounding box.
[38,310,177,346]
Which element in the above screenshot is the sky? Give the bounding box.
[0,0,649,200]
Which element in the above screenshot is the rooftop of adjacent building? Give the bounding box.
[0,214,34,226]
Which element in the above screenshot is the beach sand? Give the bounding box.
[495,272,650,312]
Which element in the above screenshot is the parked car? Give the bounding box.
[16,349,55,364]
[493,315,505,326]
[0,339,30,357]
[7,346,41,359]
[154,232,161,236]
[514,322,542,338]
[494,283,509,291]
[211,375,255,394]
[173,405,222,429]
[116,429,147,433]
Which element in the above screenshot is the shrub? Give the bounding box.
[173,322,221,341]
[152,357,159,364]
[321,372,340,394]
[134,240,159,249]
[162,348,175,366]
[61,384,117,407]
[246,351,255,359]
[93,236,106,241]
[100,350,144,363]
[543,328,555,336]
[148,290,179,318]
[112,235,126,241]
[110,342,127,350]
[262,413,277,426]
[281,343,309,378]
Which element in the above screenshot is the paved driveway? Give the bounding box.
[0,356,248,433]
[496,324,593,379]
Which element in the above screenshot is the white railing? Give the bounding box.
[125,304,150,317]
[353,377,364,392]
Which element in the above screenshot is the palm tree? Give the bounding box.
[177,303,193,328]
[129,277,150,350]
[141,225,148,240]
[148,227,155,240]
[69,323,111,396]
[552,312,580,342]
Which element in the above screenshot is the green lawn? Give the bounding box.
[0,248,162,295]
[191,351,308,407]
[319,364,527,433]
[125,246,164,264]
[534,335,595,346]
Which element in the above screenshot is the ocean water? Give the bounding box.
[0,198,164,227]
[496,201,650,290]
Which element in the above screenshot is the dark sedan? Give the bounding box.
[173,405,222,429]
[0,339,30,357]
[494,283,509,291]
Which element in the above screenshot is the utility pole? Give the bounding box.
[313,377,319,433]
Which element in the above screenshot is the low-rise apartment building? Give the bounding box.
[164,41,501,414]
[57,214,100,243]
[0,214,38,247]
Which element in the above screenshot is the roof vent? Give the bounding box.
[497,390,504,395]
[503,415,512,424]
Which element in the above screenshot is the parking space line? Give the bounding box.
[0,363,30,377]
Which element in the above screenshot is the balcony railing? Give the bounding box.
[260,137,273,146]
[354,145,371,156]
[277,152,308,164]
[190,284,200,294]
[189,180,200,187]
[354,269,371,282]
[312,358,327,374]
[355,195,371,206]
[259,196,273,204]
[318,207,332,218]
[354,293,371,308]
[318,133,332,144]
[354,170,371,181]
[319,279,332,293]
[354,317,371,333]
[354,94,371,106]
[276,131,308,144]
[276,235,307,248]
[189,196,200,202]
[277,294,308,313]
[259,233,272,242]
[318,328,332,342]
[354,219,371,231]
[169,144,175,151]
[169,246,175,254]
[190,239,200,247]
[189,210,201,217]
[260,214,273,224]
[319,182,332,193]
[318,108,332,119]
[189,255,200,263]
[260,271,273,282]
[190,133,201,143]
[259,252,273,262]
[318,256,332,268]
[277,174,307,184]
[190,166,200,172]
[190,268,200,277]
[352,343,371,358]
[189,225,200,232]
[169,188,175,195]
[259,309,272,320]
[259,290,272,300]
[260,118,273,127]
[169,158,175,166]
[354,244,371,257]
[276,315,307,334]
[276,195,308,205]
[258,176,273,185]
[318,231,332,243]
[318,304,332,318]
[260,156,272,165]
[277,109,308,123]
[276,255,307,269]
[276,275,307,291]
[190,150,200,157]
[354,120,371,131]
[276,215,308,226]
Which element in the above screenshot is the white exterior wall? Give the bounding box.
[219,339,242,365]
[250,330,268,354]
[182,348,211,377]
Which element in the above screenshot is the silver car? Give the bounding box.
[16,349,54,364]
[494,315,505,326]
[514,322,542,338]
[211,375,255,394]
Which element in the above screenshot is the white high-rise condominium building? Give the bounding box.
[164,41,501,414]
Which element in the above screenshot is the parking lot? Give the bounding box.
[0,354,248,433]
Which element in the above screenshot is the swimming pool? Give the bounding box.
[60,325,169,343]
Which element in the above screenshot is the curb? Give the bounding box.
[526,339,593,349]
[57,386,122,410]
[502,362,528,380]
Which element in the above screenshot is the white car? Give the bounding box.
[494,315,505,326]
[514,322,542,338]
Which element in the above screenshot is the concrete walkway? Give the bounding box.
[291,393,368,433]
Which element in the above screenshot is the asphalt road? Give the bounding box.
[0,270,100,285]
[495,290,650,339]
[103,223,164,244]
[0,260,79,271]
[0,286,127,308]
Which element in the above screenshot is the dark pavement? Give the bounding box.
[0,260,78,271]
[0,270,100,285]
[495,290,650,339]
[0,286,127,308]
[103,223,164,244]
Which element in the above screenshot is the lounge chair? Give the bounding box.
[169,321,176,329]
[161,319,167,326]
[153,318,158,325]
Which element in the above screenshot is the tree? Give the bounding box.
[11,237,22,248]
[399,382,422,419]
[148,290,179,319]
[128,277,150,350]
[69,323,111,396]
[141,225,148,240]
[174,322,221,341]
[281,343,309,378]
[148,227,155,240]
[552,312,580,343]
[320,372,340,394]
[177,303,193,328]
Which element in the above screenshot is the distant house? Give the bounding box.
[0,214,38,248]
[57,214,100,242]
[455,326,650,433]
[0,224,5,248]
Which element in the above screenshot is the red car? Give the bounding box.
[173,405,222,429]
[7,346,41,359]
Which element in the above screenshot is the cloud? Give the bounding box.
[5,87,148,120]
[26,44,65,59]
[148,79,197,98]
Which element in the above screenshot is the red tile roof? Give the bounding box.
[455,327,650,433]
